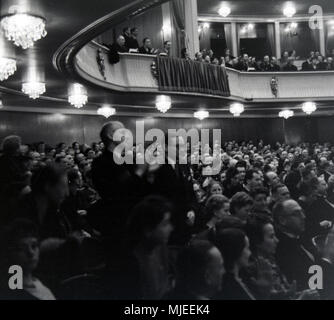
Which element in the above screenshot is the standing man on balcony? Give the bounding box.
[127,27,139,50]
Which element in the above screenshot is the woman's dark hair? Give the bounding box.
[215,228,246,271]
[246,216,272,255]
[126,196,173,248]
[181,48,187,59]
[31,163,67,194]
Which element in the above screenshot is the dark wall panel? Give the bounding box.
[1,111,334,147]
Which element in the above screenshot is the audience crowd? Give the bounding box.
[1,123,334,300]
[105,26,334,73]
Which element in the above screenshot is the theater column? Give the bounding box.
[231,22,238,57]
[184,0,200,58]
[274,21,281,59]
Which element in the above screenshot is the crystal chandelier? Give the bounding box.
[218,5,231,17]
[279,110,294,119]
[22,82,46,99]
[69,84,88,109]
[156,96,171,113]
[97,106,116,118]
[1,13,47,49]
[302,102,317,115]
[230,103,245,117]
[194,110,209,120]
[0,57,17,81]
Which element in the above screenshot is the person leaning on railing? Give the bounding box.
[107,35,129,64]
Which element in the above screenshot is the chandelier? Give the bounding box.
[156,95,171,113]
[97,106,116,118]
[1,13,47,49]
[283,3,296,18]
[218,5,231,17]
[194,110,209,120]
[230,103,245,117]
[0,57,17,81]
[22,82,46,99]
[302,102,317,115]
[68,84,88,109]
[279,110,294,119]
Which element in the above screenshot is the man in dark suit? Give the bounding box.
[90,121,149,241]
[107,35,128,64]
[148,133,198,244]
[282,57,298,71]
[127,27,139,50]
[274,199,334,295]
[138,38,156,55]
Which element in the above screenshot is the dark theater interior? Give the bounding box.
[1,0,334,301]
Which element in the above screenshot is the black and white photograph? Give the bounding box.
[1,0,334,306]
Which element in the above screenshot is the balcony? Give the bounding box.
[75,41,334,103]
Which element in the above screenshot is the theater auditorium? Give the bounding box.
[0,0,334,300]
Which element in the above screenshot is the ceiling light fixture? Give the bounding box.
[156,95,171,113]
[279,110,294,119]
[302,102,317,115]
[97,106,116,118]
[22,81,46,99]
[218,5,231,17]
[230,103,245,117]
[194,110,209,120]
[68,83,88,109]
[283,3,296,18]
[1,13,47,49]
[0,57,17,81]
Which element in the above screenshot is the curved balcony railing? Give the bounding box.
[75,41,334,102]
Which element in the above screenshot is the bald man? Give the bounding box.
[274,199,316,290]
[108,35,128,64]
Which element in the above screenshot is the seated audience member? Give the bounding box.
[160,40,171,56]
[305,178,334,239]
[250,187,271,217]
[115,196,173,300]
[181,48,190,60]
[280,51,289,68]
[224,56,233,68]
[274,199,334,296]
[224,48,234,60]
[243,169,263,194]
[223,167,243,198]
[317,55,327,70]
[274,200,314,290]
[284,160,303,199]
[195,51,203,62]
[309,57,319,71]
[282,57,298,71]
[260,55,272,72]
[302,55,313,71]
[214,228,255,300]
[195,195,230,241]
[166,240,224,300]
[127,27,139,50]
[326,57,334,70]
[108,35,128,64]
[236,54,251,72]
[14,164,71,239]
[270,57,281,71]
[230,192,253,224]
[139,38,157,55]
[0,219,56,300]
[245,216,319,300]
[206,180,223,198]
[269,183,291,210]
